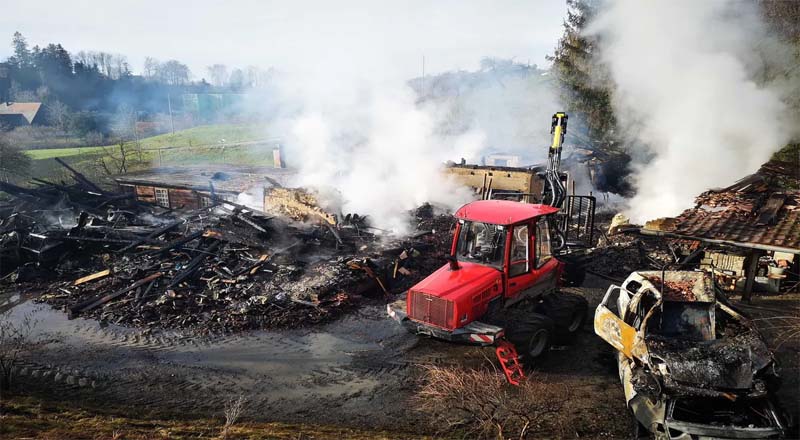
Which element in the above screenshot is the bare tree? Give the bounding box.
[207,64,229,87]
[112,103,137,141]
[74,51,130,79]
[143,57,160,79]
[246,65,273,88]
[220,394,247,439]
[98,140,145,175]
[228,68,245,90]
[45,100,71,133]
[159,60,191,85]
[9,81,37,101]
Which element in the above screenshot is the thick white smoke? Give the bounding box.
[280,82,484,234]
[588,0,796,222]
[265,57,565,234]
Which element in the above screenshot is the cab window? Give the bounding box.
[535,218,552,268]
[509,224,530,277]
[456,221,506,269]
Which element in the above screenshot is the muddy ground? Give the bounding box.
[2,275,628,437]
[3,275,797,438]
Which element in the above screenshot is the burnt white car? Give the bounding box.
[594,271,788,440]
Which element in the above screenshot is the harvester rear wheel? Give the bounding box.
[538,292,588,343]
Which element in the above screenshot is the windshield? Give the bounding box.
[455,221,506,269]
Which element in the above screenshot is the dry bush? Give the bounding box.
[0,311,44,391]
[414,363,570,439]
[219,394,247,439]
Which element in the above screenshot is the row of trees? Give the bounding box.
[0,32,280,154]
[3,31,199,113]
[206,64,274,90]
[1,32,277,135]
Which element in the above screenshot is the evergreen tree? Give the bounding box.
[9,32,31,68]
[548,0,616,151]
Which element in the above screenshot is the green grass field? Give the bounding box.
[27,124,264,159]
[24,124,275,185]
[26,145,107,160]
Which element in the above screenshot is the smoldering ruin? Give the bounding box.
[1,1,799,439]
[1,160,455,333]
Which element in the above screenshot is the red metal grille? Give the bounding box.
[409,291,454,329]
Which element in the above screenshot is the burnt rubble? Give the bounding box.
[595,271,789,437]
[0,164,453,334]
[585,229,699,280]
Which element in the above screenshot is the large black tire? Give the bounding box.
[538,292,588,343]
[506,312,555,361]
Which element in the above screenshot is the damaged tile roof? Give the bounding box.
[644,161,800,253]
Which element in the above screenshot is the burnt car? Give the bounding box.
[594,271,789,439]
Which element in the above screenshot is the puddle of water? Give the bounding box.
[3,296,399,379]
[164,331,375,376]
[4,299,138,341]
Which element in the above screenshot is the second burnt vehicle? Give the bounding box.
[595,271,789,439]
[387,113,594,380]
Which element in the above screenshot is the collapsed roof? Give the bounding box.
[642,161,800,254]
[114,165,296,194]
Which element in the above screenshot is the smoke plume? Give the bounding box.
[276,80,484,234]
[271,61,561,234]
[588,0,796,222]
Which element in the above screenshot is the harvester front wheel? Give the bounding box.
[506,313,554,361]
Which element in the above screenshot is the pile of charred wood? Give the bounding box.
[0,164,453,333]
[586,232,700,281]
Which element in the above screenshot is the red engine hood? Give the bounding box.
[411,261,502,301]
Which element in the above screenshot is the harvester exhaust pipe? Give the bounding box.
[446,255,460,271]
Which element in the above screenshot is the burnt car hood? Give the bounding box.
[647,331,772,391]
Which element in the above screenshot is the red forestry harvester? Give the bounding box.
[387,113,594,385]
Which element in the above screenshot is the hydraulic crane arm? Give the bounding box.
[543,112,568,208]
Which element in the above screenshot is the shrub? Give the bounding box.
[414,363,570,439]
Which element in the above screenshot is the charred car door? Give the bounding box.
[594,285,644,360]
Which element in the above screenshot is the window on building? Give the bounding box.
[154,188,170,208]
[509,224,530,277]
[199,196,212,207]
[535,218,552,268]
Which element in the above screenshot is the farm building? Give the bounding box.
[0,101,44,129]
[114,165,295,211]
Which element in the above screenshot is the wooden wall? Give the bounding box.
[134,185,156,204]
[129,184,201,209]
[168,188,200,210]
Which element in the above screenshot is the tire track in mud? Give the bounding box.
[14,302,429,427]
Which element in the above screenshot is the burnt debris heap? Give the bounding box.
[0,160,453,333]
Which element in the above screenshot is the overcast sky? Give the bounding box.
[1,1,566,81]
